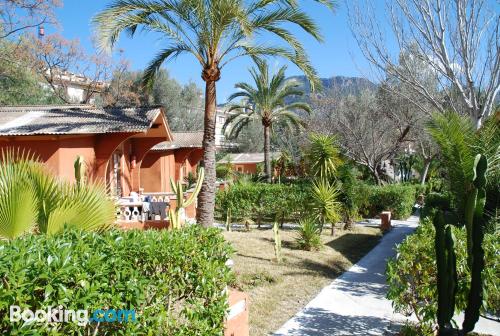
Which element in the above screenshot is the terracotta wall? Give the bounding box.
[140,150,176,193]
[232,163,258,174]
[141,148,203,193]
[0,136,96,182]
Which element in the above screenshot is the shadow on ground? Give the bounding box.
[275,307,402,335]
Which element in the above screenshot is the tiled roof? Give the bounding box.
[0,105,163,136]
[218,152,281,164]
[152,131,204,150]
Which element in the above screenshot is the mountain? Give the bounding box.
[289,75,378,98]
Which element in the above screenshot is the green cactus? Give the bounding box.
[273,220,282,263]
[74,155,85,188]
[168,168,204,229]
[433,210,457,335]
[463,154,487,333]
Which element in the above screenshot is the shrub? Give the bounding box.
[354,183,416,219]
[0,226,233,335]
[215,182,309,223]
[295,216,322,251]
[386,218,499,333]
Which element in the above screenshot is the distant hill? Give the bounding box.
[289,75,378,98]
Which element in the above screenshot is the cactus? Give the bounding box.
[168,168,204,229]
[273,220,282,263]
[463,154,487,333]
[433,210,457,335]
[74,155,85,188]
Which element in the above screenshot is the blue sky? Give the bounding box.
[52,1,376,102]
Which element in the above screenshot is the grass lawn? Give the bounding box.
[223,224,382,336]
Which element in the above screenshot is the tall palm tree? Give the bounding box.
[93,0,332,227]
[223,61,311,182]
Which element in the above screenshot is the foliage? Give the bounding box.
[216,162,234,181]
[353,183,416,219]
[295,216,322,251]
[0,39,59,105]
[0,149,115,239]
[386,218,499,333]
[305,133,341,179]
[426,112,499,225]
[101,68,204,131]
[337,164,358,228]
[215,182,308,223]
[0,226,233,335]
[309,178,342,234]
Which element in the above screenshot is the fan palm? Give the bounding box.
[93,0,332,225]
[0,149,115,240]
[223,61,311,182]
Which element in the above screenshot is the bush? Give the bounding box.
[420,192,452,219]
[0,226,233,335]
[354,183,416,219]
[386,218,499,333]
[295,216,322,251]
[215,182,309,223]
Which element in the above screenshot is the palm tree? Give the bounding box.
[223,61,311,182]
[93,0,332,227]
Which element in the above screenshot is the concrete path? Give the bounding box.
[274,216,500,336]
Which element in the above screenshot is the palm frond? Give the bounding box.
[426,112,476,217]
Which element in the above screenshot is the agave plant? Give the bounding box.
[0,149,115,240]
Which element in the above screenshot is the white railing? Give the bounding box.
[115,191,197,223]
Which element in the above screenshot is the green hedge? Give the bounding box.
[215,182,309,222]
[353,183,416,220]
[0,227,233,335]
[387,217,499,331]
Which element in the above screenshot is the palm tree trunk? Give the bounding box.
[197,79,217,227]
[264,125,271,183]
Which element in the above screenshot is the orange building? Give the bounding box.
[140,132,204,193]
[0,105,203,198]
[218,152,280,174]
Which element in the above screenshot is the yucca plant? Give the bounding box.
[0,149,115,240]
[295,216,321,251]
[306,133,342,180]
[310,178,342,235]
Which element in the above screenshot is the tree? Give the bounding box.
[348,0,500,129]
[223,61,311,182]
[0,0,60,40]
[93,0,332,226]
[29,34,111,104]
[0,38,58,105]
[309,89,411,184]
[101,66,204,131]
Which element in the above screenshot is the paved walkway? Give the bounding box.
[274,216,500,336]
